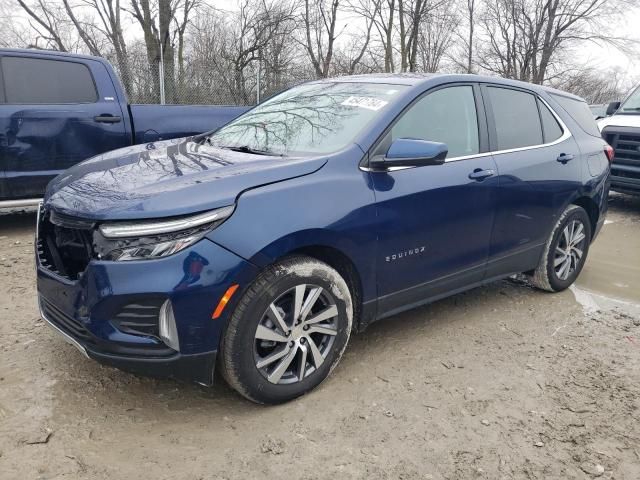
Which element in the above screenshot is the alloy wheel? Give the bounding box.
[253,284,339,385]
[553,219,587,281]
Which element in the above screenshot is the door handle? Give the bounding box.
[468,168,495,181]
[94,115,122,124]
[556,153,574,164]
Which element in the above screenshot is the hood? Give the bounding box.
[45,138,327,220]
[598,113,640,131]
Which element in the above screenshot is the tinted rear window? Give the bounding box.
[488,87,543,150]
[1,56,97,104]
[550,93,600,137]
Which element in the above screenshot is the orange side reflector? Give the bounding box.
[212,284,239,319]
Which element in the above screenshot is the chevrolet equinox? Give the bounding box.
[36,74,611,404]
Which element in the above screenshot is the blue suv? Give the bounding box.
[36,74,611,404]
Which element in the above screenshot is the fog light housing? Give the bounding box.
[159,300,180,351]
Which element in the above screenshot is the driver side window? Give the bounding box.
[389,86,480,158]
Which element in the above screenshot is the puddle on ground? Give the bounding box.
[570,284,640,317]
[572,195,640,316]
[577,211,640,305]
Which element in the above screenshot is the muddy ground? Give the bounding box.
[1,194,639,480]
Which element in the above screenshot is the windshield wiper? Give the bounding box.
[622,107,640,111]
[221,145,284,157]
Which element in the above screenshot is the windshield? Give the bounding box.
[619,85,640,113]
[589,104,605,117]
[207,82,407,156]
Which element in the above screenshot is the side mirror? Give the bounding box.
[606,101,621,116]
[370,138,448,170]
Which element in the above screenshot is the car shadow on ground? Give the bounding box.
[0,208,37,236]
[43,273,548,419]
[608,191,640,216]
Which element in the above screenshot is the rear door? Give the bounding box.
[0,54,129,200]
[371,83,499,316]
[481,85,581,277]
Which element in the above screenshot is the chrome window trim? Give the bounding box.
[361,94,572,172]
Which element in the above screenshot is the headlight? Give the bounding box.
[96,206,234,261]
[105,233,202,261]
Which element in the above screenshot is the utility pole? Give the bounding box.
[256,50,261,105]
[159,40,166,105]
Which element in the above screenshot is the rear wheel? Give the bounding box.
[530,204,591,292]
[219,256,353,404]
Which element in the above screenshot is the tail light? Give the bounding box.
[604,144,614,163]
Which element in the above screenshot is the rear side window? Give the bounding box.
[550,93,600,137]
[1,56,97,104]
[488,87,542,150]
[538,100,563,143]
[391,85,479,157]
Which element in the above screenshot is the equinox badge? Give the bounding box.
[386,246,426,262]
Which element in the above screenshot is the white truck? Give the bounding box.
[598,86,640,195]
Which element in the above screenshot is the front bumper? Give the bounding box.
[601,126,640,195]
[610,166,640,195]
[36,236,258,385]
[39,296,218,384]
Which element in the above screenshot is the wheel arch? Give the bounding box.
[247,233,369,331]
[572,196,600,240]
[287,245,364,330]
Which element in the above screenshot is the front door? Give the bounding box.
[0,54,129,200]
[370,84,499,317]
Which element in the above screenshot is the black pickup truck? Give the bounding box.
[0,49,249,206]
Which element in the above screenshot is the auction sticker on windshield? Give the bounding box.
[341,96,389,111]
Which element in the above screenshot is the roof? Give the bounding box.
[0,48,105,63]
[317,72,584,101]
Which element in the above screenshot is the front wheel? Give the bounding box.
[219,256,353,404]
[530,204,592,292]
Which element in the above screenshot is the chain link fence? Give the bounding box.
[117,55,321,106]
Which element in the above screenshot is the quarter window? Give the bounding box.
[550,93,601,138]
[1,56,97,104]
[538,100,563,143]
[488,87,543,150]
[390,86,480,158]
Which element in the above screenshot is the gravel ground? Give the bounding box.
[0,195,639,480]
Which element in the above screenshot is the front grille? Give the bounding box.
[37,204,94,280]
[41,296,175,357]
[40,297,93,343]
[603,128,640,169]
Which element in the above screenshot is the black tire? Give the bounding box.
[530,204,592,292]
[219,255,353,404]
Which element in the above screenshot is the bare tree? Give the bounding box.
[478,0,631,84]
[188,0,296,104]
[302,0,342,77]
[463,0,476,72]
[341,0,382,74]
[398,0,431,71]
[554,67,637,103]
[60,0,133,94]
[16,0,72,51]
[417,5,458,72]
[175,0,199,102]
